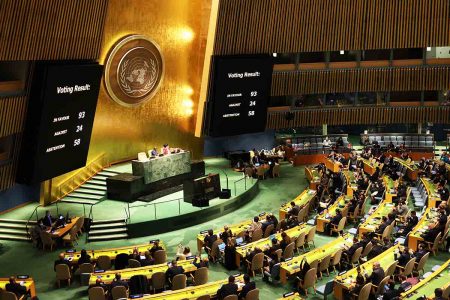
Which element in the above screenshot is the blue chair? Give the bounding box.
[316,280,334,300]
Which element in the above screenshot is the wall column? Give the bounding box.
[417,123,422,134]
[322,124,328,136]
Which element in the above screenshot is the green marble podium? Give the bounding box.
[131,151,191,184]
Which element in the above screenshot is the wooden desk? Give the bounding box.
[359,158,380,176]
[278,292,302,300]
[400,259,450,300]
[408,207,440,251]
[305,167,320,190]
[334,244,401,300]
[0,277,36,298]
[138,275,245,299]
[235,225,312,267]
[382,176,397,202]
[279,189,316,220]
[358,201,395,238]
[316,195,351,233]
[88,257,197,285]
[279,234,353,284]
[48,217,80,238]
[196,213,267,253]
[343,170,358,197]
[394,158,419,181]
[64,240,165,264]
[420,177,441,208]
[325,158,342,173]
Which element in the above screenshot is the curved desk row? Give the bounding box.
[136,275,245,300]
[280,233,353,284]
[64,240,165,264]
[401,259,450,300]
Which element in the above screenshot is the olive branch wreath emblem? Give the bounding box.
[119,58,157,95]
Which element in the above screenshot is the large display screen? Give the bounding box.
[17,62,103,184]
[206,55,273,137]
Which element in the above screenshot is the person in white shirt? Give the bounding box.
[176,246,192,260]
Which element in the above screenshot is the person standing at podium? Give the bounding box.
[162,144,171,155]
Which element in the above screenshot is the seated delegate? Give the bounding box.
[5,277,27,299]
[217,275,238,300]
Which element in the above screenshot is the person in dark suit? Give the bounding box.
[288,202,300,217]
[54,253,71,271]
[263,256,282,281]
[366,262,385,286]
[296,257,311,281]
[217,275,238,300]
[165,260,185,282]
[203,229,218,251]
[286,214,299,229]
[433,288,445,300]
[413,243,428,262]
[327,209,343,234]
[352,268,367,294]
[42,210,55,227]
[421,226,441,243]
[269,213,278,229]
[78,249,91,266]
[386,213,396,226]
[5,277,27,299]
[149,240,163,257]
[246,247,262,262]
[261,215,274,233]
[358,178,369,191]
[348,198,359,214]
[342,237,362,262]
[367,239,385,260]
[404,211,418,232]
[438,185,449,201]
[330,209,343,225]
[376,216,389,235]
[239,274,256,299]
[140,251,154,266]
[224,238,237,270]
[110,273,129,291]
[264,238,281,257]
[396,247,411,267]
[219,226,233,242]
[382,281,400,300]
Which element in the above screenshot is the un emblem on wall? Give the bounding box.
[104,35,164,107]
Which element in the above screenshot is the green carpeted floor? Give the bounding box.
[0,158,256,223]
[0,162,449,300]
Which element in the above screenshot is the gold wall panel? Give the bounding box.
[214,0,450,55]
[271,66,450,96]
[0,0,108,60]
[51,0,212,189]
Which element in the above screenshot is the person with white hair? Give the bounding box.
[365,261,385,286]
